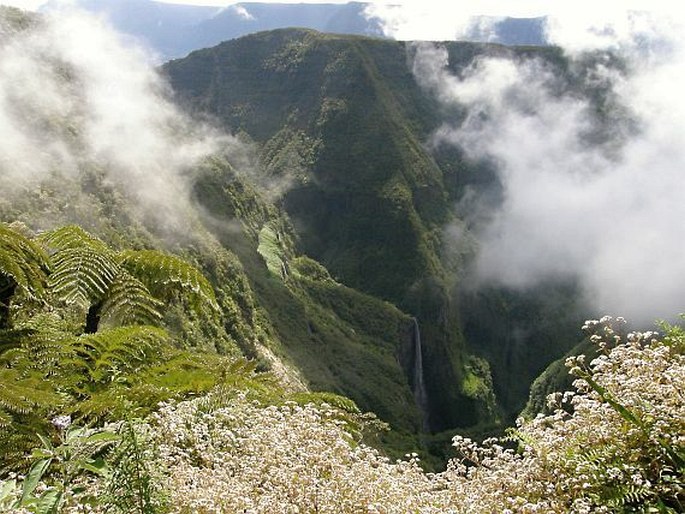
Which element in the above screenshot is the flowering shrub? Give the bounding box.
[5,317,684,513]
[150,394,445,513]
[441,317,685,512]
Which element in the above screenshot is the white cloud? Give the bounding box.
[232,5,254,21]
[407,9,685,322]
[0,8,237,233]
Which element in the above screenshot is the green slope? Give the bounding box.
[165,29,504,432]
[164,27,622,431]
[1,8,602,465]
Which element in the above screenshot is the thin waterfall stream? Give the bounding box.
[411,318,429,430]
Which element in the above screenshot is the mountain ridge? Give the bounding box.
[164,28,586,433]
[40,0,547,60]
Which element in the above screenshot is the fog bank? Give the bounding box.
[376,5,685,322]
[0,7,236,233]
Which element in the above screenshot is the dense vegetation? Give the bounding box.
[0,8,428,459]
[2,313,682,512]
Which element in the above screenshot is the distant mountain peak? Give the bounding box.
[40,0,546,61]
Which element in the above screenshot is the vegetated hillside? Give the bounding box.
[164,29,605,433]
[2,5,592,461]
[0,7,426,458]
[41,0,546,60]
[166,29,490,434]
[2,10,683,513]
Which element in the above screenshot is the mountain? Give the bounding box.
[40,0,383,59]
[163,28,598,435]
[2,8,683,512]
[0,7,430,460]
[0,6,588,462]
[41,0,546,60]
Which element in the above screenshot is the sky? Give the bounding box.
[1,0,677,14]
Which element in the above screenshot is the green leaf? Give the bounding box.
[65,426,86,444]
[20,457,51,503]
[35,488,61,514]
[31,448,53,460]
[79,456,110,476]
[39,226,119,308]
[119,249,219,314]
[36,433,54,452]
[83,431,120,445]
[0,223,50,301]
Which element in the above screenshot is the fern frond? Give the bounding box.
[0,328,35,353]
[39,226,119,308]
[0,368,62,415]
[48,247,119,307]
[99,272,163,329]
[0,407,11,427]
[119,250,219,314]
[0,424,41,471]
[67,326,169,384]
[38,225,111,255]
[605,482,652,508]
[0,223,49,299]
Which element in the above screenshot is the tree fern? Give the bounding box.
[40,226,119,309]
[65,326,169,387]
[0,367,62,464]
[119,250,219,315]
[0,223,50,329]
[0,368,62,417]
[98,272,163,329]
[0,223,50,298]
[39,227,217,331]
[38,225,111,256]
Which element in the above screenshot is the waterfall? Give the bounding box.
[411,318,429,429]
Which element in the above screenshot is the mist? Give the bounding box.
[0,7,237,235]
[373,5,685,323]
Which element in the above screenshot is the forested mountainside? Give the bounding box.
[163,28,613,432]
[0,2,626,452]
[0,3,580,459]
[0,7,424,461]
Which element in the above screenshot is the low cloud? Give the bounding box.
[0,7,238,234]
[402,9,685,323]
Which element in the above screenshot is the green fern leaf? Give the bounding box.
[99,272,163,328]
[0,368,62,416]
[38,225,111,255]
[0,223,50,298]
[39,226,120,308]
[47,246,119,308]
[119,249,219,314]
[0,407,12,427]
[66,326,169,384]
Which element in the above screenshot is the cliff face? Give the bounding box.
[164,29,586,433]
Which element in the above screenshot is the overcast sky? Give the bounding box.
[2,0,679,16]
[0,0,682,18]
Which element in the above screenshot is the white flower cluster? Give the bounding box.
[150,395,448,513]
[43,317,685,512]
